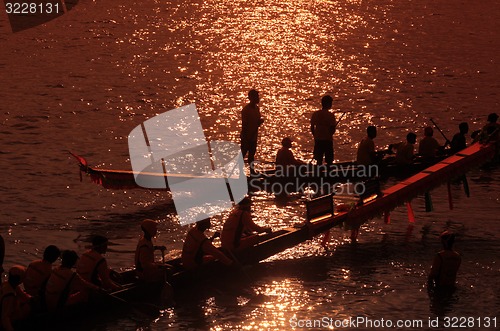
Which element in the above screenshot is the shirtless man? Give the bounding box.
[428,231,462,290]
[240,89,264,166]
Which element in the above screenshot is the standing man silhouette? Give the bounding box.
[310,95,336,165]
[240,89,264,168]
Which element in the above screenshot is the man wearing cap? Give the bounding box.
[135,219,169,282]
[221,197,272,252]
[24,245,60,297]
[182,218,234,270]
[428,231,462,290]
[1,266,31,331]
[77,236,121,291]
[275,137,305,168]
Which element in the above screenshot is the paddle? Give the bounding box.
[335,111,347,129]
[429,118,451,145]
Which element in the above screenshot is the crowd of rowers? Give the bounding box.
[240,90,499,169]
[0,197,270,330]
[277,112,499,169]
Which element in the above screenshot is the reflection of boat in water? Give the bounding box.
[4,0,79,33]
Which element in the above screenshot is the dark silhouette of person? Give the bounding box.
[310,95,336,165]
[240,89,264,166]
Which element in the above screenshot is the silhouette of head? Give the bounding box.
[440,231,456,249]
[321,95,333,109]
[141,219,158,237]
[248,89,260,104]
[459,122,469,134]
[487,113,498,123]
[8,265,26,286]
[43,245,61,263]
[406,132,417,144]
[61,250,79,268]
[281,137,293,148]
[92,235,109,254]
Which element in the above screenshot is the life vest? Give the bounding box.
[45,267,76,310]
[135,238,154,272]
[76,250,105,286]
[24,260,52,297]
[181,227,208,269]
[221,210,247,250]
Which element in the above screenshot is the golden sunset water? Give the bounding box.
[1,0,499,330]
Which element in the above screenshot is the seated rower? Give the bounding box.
[1,266,31,331]
[45,250,99,312]
[449,122,468,154]
[77,236,121,291]
[393,132,417,165]
[477,112,500,143]
[275,137,305,168]
[418,127,440,161]
[221,197,272,253]
[181,218,234,270]
[135,219,169,282]
[356,126,380,166]
[24,245,60,297]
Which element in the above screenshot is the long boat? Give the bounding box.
[17,142,496,329]
[70,152,452,193]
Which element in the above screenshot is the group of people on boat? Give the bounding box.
[239,89,499,168]
[137,196,272,283]
[0,235,120,331]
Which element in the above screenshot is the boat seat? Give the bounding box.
[306,193,334,222]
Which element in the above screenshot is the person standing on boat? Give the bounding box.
[449,122,469,154]
[221,197,272,252]
[275,137,305,168]
[310,95,337,165]
[240,89,264,167]
[181,218,234,270]
[135,219,170,282]
[24,245,60,297]
[77,236,121,291]
[418,127,441,161]
[394,132,417,165]
[428,231,462,290]
[1,266,31,331]
[356,126,378,166]
[45,250,99,312]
